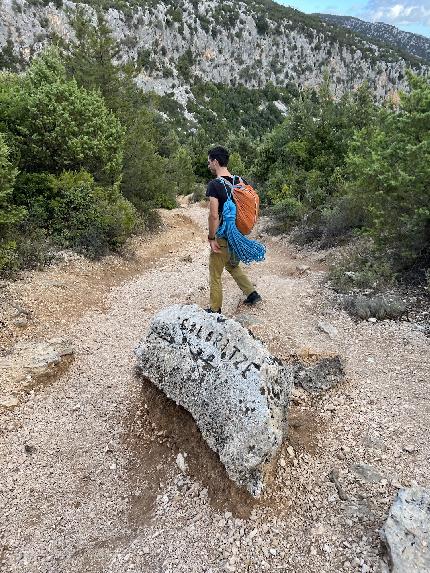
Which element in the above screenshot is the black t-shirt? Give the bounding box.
[206,176,248,218]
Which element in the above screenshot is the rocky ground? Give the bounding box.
[0,200,429,573]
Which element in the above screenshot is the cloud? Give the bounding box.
[362,1,430,26]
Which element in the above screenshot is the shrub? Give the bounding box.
[343,294,407,321]
[0,133,25,273]
[255,15,269,35]
[191,184,206,203]
[328,242,396,292]
[1,49,124,185]
[345,73,430,272]
[12,170,137,260]
[7,223,56,275]
[253,79,376,221]
[46,171,137,257]
[177,48,194,82]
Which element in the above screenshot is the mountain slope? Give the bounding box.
[317,13,430,64]
[0,0,427,109]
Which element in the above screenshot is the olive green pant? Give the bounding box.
[209,238,254,311]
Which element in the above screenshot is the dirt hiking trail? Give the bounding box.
[0,200,429,573]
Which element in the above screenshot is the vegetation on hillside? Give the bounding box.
[253,72,430,289]
[0,10,195,274]
[0,4,428,294]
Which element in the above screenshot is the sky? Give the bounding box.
[277,0,430,38]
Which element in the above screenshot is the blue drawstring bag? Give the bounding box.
[216,176,266,265]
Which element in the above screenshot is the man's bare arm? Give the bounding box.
[208,197,221,252]
[208,197,220,237]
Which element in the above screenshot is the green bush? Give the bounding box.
[177,48,194,82]
[328,242,396,292]
[1,49,124,184]
[7,223,56,275]
[121,119,175,211]
[228,152,245,176]
[345,73,430,272]
[0,133,25,273]
[191,184,206,203]
[253,79,376,219]
[47,171,137,257]
[12,170,137,260]
[343,294,406,320]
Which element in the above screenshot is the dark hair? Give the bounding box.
[208,146,229,167]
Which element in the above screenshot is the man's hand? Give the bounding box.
[209,239,221,253]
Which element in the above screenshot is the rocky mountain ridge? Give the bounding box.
[317,13,430,65]
[0,0,427,108]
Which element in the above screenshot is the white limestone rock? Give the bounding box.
[381,487,430,573]
[135,304,293,496]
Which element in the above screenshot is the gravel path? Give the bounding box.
[0,202,429,573]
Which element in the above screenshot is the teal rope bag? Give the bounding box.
[216,177,266,265]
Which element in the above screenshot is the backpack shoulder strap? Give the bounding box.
[217,176,233,187]
[217,176,234,198]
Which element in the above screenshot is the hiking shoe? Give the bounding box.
[244,291,262,305]
[205,308,222,314]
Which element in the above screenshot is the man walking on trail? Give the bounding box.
[206,146,262,313]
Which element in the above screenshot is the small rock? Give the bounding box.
[293,355,345,393]
[317,321,338,339]
[0,397,19,408]
[48,280,67,289]
[368,318,377,323]
[403,445,417,454]
[13,318,29,328]
[296,264,310,274]
[176,453,188,473]
[234,313,261,328]
[291,387,306,404]
[279,458,286,468]
[351,462,383,483]
[287,446,295,458]
[11,305,31,318]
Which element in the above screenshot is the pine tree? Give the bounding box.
[62,7,122,110]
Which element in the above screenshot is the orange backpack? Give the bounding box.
[219,176,260,235]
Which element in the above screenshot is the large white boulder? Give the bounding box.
[135,304,293,496]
